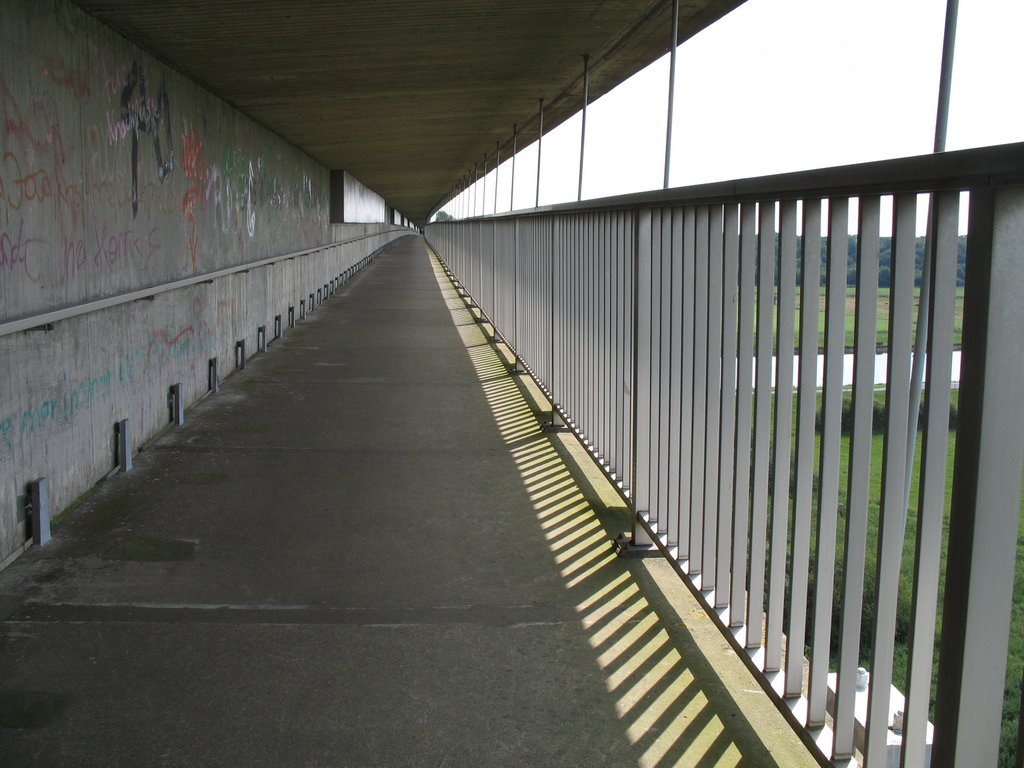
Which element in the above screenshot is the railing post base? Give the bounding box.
[613,529,658,559]
[543,408,568,433]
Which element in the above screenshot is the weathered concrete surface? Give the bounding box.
[0,236,817,767]
[0,0,414,563]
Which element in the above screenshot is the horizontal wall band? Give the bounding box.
[0,229,409,339]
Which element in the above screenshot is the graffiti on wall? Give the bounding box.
[0,2,329,320]
[112,60,174,217]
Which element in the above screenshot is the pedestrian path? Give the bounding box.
[0,235,815,767]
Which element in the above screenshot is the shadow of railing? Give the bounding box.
[431,256,817,768]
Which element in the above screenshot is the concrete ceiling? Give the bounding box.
[73,0,746,225]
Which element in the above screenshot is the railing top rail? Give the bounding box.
[0,228,412,339]
[437,141,1024,222]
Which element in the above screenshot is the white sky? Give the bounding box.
[440,0,1024,221]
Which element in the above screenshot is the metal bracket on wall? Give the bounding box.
[169,383,184,426]
[257,325,267,353]
[209,358,219,393]
[300,300,306,320]
[274,315,282,339]
[116,419,132,473]
[235,340,246,370]
[28,478,50,547]
[288,306,295,327]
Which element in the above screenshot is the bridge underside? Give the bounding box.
[70,0,745,225]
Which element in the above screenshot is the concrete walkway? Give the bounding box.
[0,236,815,767]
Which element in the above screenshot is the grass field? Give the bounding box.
[798,389,1022,765]
[767,287,966,350]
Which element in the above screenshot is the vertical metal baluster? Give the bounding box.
[598,210,606,462]
[901,190,957,768]
[716,203,740,609]
[678,206,696,561]
[747,201,777,650]
[612,211,623,477]
[833,195,880,762]
[690,206,710,576]
[648,209,665,534]
[785,198,822,698]
[703,204,724,593]
[865,193,916,766]
[658,209,673,538]
[731,202,757,626]
[667,207,685,550]
[624,210,635,497]
[766,199,798,673]
[633,209,654,531]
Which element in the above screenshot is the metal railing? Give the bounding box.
[0,228,410,338]
[425,142,1024,767]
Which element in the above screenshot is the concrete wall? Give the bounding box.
[0,0,409,564]
[342,171,387,223]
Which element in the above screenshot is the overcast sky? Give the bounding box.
[440,0,1023,221]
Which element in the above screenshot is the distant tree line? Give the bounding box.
[792,235,968,289]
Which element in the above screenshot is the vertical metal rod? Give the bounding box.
[663,0,680,189]
[473,162,480,217]
[510,124,518,211]
[578,54,590,202]
[536,98,544,208]
[494,141,500,215]
[906,0,958,517]
[482,153,488,217]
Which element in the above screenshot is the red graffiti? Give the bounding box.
[41,58,91,100]
[181,121,205,274]
[0,220,42,283]
[0,75,81,229]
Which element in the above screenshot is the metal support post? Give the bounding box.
[235,340,246,370]
[28,478,49,547]
[289,306,295,327]
[274,314,282,339]
[906,0,959,515]
[209,358,219,392]
[258,325,267,353]
[578,54,590,202]
[510,123,517,211]
[482,153,488,216]
[536,98,544,208]
[663,0,680,189]
[933,185,1024,767]
[494,141,500,215]
[300,299,306,320]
